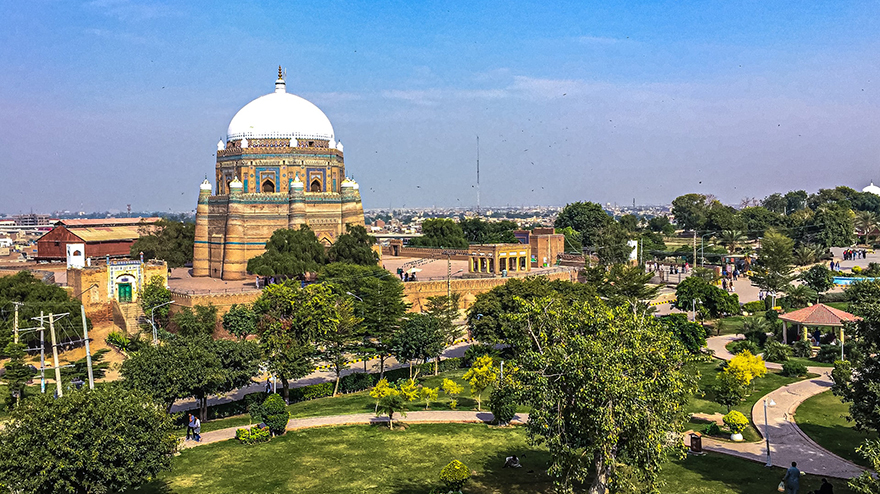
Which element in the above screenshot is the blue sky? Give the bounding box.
[2,1,880,213]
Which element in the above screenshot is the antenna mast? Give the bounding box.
[476,135,480,216]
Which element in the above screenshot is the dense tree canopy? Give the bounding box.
[671,193,708,231]
[409,218,468,249]
[750,231,796,295]
[554,201,612,248]
[327,224,379,265]
[467,277,596,344]
[130,218,195,268]
[459,217,518,244]
[584,264,659,311]
[0,386,177,494]
[391,313,445,377]
[247,225,328,278]
[594,221,633,265]
[140,275,171,331]
[675,276,740,319]
[513,298,698,494]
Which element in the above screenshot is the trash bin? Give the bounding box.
[690,433,702,453]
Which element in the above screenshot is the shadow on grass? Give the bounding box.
[129,479,174,493]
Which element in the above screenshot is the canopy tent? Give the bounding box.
[778,304,861,357]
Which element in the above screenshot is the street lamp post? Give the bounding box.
[763,398,775,467]
[691,298,702,322]
[150,301,174,345]
[700,234,713,267]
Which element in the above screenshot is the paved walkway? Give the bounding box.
[179,410,528,449]
[700,335,865,479]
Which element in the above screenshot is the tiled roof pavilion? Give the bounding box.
[779,303,861,327]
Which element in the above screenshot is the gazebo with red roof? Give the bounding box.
[778,303,861,351]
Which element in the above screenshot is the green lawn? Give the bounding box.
[187,369,510,434]
[132,423,855,494]
[795,390,877,467]
[685,360,808,442]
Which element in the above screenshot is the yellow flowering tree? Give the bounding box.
[725,350,767,388]
[463,354,498,411]
[369,378,396,413]
[441,378,463,409]
[421,387,439,410]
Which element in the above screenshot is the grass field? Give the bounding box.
[795,390,877,467]
[685,360,807,442]
[132,423,855,494]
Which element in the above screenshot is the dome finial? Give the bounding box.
[278,65,283,79]
[275,66,286,93]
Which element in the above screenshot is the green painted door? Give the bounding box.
[118,283,132,303]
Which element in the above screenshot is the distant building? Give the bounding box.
[514,228,565,267]
[35,217,160,261]
[13,213,52,226]
[863,182,880,196]
[193,68,365,281]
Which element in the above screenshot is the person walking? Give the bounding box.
[782,461,801,494]
[193,416,201,442]
[186,414,196,441]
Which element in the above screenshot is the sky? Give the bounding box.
[2,1,880,214]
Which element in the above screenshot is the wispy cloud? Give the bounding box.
[88,0,178,21]
[575,35,634,45]
[84,28,154,45]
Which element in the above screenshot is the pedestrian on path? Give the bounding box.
[782,461,801,494]
[193,416,201,442]
[186,414,196,441]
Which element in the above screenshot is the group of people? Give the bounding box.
[395,267,418,282]
[841,249,867,261]
[186,414,201,442]
[829,260,842,272]
[781,461,834,494]
[758,290,777,302]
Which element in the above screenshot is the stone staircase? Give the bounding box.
[112,301,145,335]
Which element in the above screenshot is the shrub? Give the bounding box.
[819,291,848,303]
[781,361,808,377]
[235,425,270,445]
[488,384,518,425]
[462,344,499,367]
[729,339,760,356]
[817,344,843,363]
[339,372,374,393]
[703,423,722,436]
[765,310,779,322]
[762,340,792,363]
[742,301,765,313]
[792,339,813,358]
[852,265,863,274]
[743,330,768,348]
[439,459,471,492]
[260,394,290,436]
[722,410,749,434]
[298,382,333,401]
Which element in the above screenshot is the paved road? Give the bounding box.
[701,335,865,479]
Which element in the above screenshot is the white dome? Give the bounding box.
[226,72,335,142]
[864,183,880,196]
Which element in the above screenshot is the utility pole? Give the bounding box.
[49,313,63,397]
[81,304,94,390]
[39,311,45,394]
[12,301,21,344]
[692,231,697,271]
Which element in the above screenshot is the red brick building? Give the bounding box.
[36,218,159,261]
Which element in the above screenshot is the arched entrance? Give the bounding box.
[261,180,275,193]
[310,179,322,192]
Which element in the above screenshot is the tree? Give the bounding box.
[675,276,740,319]
[392,313,446,379]
[584,264,659,312]
[751,231,796,297]
[61,348,110,383]
[738,206,785,239]
[557,226,584,252]
[671,193,708,231]
[762,193,787,215]
[594,222,632,266]
[130,218,195,268]
[617,214,639,232]
[317,263,408,378]
[246,225,328,278]
[832,298,880,436]
[462,354,497,411]
[253,282,339,402]
[784,190,808,215]
[321,296,363,396]
[0,386,176,494]
[370,378,396,413]
[514,297,698,494]
[425,293,461,374]
[704,202,744,232]
[327,224,379,265]
[440,460,471,492]
[172,303,217,337]
[793,243,824,266]
[554,201,612,248]
[713,372,748,412]
[812,203,855,248]
[849,439,880,494]
[718,230,746,254]
[647,215,675,235]
[855,210,879,245]
[441,378,463,409]
[467,277,596,344]
[460,217,518,243]
[409,218,468,249]
[377,391,407,430]
[2,342,35,407]
[222,303,258,339]
[140,275,171,331]
[724,350,767,388]
[659,314,709,354]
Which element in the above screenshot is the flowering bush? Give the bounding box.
[235,425,270,445]
[723,410,749,434]
[439,459,471,492]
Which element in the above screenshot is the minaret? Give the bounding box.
[221,177,246,280]
[192,179,212,277]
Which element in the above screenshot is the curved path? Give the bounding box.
[701,335,865,479]
[180,410,528,449]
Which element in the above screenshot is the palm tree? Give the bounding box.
[793,243,823,266]
[719,230,746,254]
[855,210,879,245]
